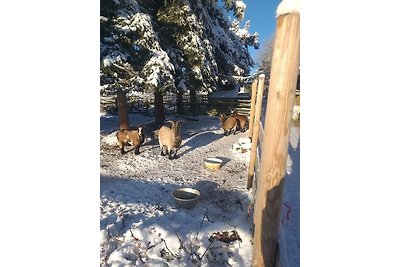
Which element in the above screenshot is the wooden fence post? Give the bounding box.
[247,74,265,190]
[248,79,259,140]
[251,8,300,267]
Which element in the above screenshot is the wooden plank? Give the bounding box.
[247,74,265,190]
[249,80,259,140]
[252,12,300,267]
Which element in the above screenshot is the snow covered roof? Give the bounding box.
[208,84,240,99]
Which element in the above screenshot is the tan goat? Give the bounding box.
[157,120,182,159]
[219,114,239,136]
[116,126,145,155]
[231,109,249,132]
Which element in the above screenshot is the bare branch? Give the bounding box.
[197,208,208,237]
[200,239,214,260]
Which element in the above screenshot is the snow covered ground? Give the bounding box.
[100,112,299,266]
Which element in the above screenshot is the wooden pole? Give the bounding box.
[251,12,300,267]
[248,79,259,140]
[247,74,265,190]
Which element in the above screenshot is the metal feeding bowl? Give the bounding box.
[204,157,223,170]
[172,188,200,209]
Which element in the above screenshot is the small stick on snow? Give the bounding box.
[129,229,140,241]
[161,238,178,257]
[200,239,214,260]
[146,242,157,251]
[197,208,208,237]
[175,233,191,253]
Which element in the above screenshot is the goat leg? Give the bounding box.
[173,148,179,159]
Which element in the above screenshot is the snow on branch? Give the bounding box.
[224,0,246,20]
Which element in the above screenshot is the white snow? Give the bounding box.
[177,79,188,92]
[276,0,300,17]
[103,55,124,67]
[100,113,300,266]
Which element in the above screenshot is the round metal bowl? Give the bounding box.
[204,157,223,170]
[172,188,200,209]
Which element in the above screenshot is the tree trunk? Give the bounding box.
[176,91,183,115]
[154,90,165,124]
[116,89,129,130]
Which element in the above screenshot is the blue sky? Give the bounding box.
[238,0,282,73]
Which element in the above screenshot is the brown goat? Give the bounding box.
[157,120,183,159]
[116,126,145,155]
[219,114,239,136]
[231,109,249,132]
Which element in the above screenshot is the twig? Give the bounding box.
[197,208,208,237]
[175,234,191,253]
[129,229,140,241]
[161,238,177,257]
[127,229,147,264]
[200,239,214,260]
[175,234,200,262]
[146,242,156,251]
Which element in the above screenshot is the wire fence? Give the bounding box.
[100,92,251,117]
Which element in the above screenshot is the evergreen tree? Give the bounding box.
[101,0,175,124]
[100,0,260,121]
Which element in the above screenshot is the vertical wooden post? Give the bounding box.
[251,12,300,267]
[247,75,265,190]
[248,79,259,140]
